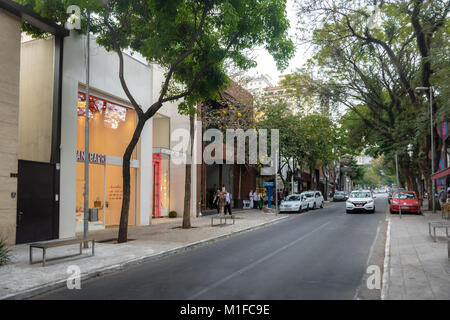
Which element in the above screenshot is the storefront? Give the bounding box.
[75,92,138,230]
[152,151,170,217]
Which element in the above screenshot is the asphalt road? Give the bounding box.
[35,195,388,300]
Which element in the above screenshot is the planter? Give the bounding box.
[88,208,98,221]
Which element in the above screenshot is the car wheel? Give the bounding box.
[320,201,324,208]
[313,203,316,210]
[346,210,351,214]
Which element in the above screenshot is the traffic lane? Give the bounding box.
[191,199,387,299]
[35,207,335,300]
[35,200,384,300]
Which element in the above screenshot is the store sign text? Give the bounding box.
[76,150,106,164]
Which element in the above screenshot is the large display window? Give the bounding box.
[76,92,137,229]
[77,92,137,159]
[152,153,170,217]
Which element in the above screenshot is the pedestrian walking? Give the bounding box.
[213,188,221,214]
[258,192,263,210]
[249,189,254,209]
[216,186,226,215]
[225,189,232,215]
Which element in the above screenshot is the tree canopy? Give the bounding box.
[291,0,449,195]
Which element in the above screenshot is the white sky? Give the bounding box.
[246,0,312,85]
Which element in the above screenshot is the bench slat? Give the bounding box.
[30,237,92,248]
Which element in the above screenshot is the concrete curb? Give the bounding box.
[2,215,289,300]
[381,214,392,300]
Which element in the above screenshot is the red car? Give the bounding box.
[389,191,421,214]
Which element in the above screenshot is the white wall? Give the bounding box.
[0,10,21,244]
[149,63,198,218]
[59,32,152,238]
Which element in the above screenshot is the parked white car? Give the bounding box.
[346,190,375,213]
[300,191,324,210]
[279,194,308,213]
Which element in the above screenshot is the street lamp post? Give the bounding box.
[275,150,279,216]
[415,86,435,213]
[395,152,401,219]
[83,10,91,247]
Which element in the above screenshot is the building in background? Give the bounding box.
[200,81,259,212]
[431,120,450,192]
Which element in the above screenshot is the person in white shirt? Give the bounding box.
[249,190,254,208]
[225,190,232,215]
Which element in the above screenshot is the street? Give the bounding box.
[35,195,388,300]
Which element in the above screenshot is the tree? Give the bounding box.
[256,102,339,191]
[256,103,305,189]
[293,0,449,208]
[20,0,294,241]
[298,114,337,189]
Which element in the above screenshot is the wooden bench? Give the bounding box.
[211,214,235,226]
[29,238,95,267]
[428,221,450,242]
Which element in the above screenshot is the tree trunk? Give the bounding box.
[182,115,195,229]
[118,118,146,243]
[310,165,316,190]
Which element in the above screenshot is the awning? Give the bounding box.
[431,167,450,180]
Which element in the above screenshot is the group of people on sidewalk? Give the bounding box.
[212,186,233,215]
[211,186,266,215]
[248,190,264,210]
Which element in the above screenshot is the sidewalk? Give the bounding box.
[385,209,450,300]
[0,209,288,300]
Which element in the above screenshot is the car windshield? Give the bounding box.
[335,191,344,195]
[394,192,416,199]
[350,192,372,198]
[285,195,301,201]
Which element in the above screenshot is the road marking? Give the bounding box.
[381,217,391,300]
[188,221,332,299]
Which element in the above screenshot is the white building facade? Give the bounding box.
[56,32,197,238]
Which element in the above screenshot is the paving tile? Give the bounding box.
[387,210,450,300]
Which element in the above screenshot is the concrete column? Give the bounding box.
[139,119,153,225]
[59,77,78,238]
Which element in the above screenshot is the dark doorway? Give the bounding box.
[16,160,57,244]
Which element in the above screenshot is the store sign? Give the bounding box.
[76,150,106,164]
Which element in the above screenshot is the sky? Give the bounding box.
[246,0,313,86]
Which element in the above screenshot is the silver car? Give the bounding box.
[300,191,324,210]
[332,191,347,202]
[279,194,308,213]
